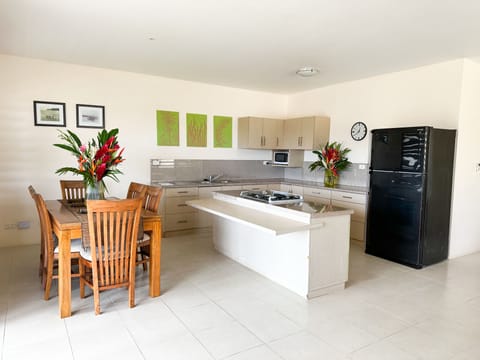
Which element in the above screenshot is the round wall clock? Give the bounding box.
[351,121,367,141]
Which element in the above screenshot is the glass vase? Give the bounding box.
[324,169,338,188]
[85,181,105,200]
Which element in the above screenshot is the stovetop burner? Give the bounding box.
[239,190,303,205]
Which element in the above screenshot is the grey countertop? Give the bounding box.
[151,177,368,194]
[214,190,355,218]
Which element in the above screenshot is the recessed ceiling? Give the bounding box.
[1,0,480,94]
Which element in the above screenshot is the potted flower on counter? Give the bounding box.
[309,141,351,187]
[54,128,125,199]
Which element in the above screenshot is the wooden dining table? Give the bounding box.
[45,199,162,318]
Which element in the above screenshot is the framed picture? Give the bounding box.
[33,101,66,127]
[76,104,105,129]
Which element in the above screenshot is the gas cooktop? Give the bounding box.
[239,190,303,205]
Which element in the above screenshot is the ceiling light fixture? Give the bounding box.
[296,67,319,77]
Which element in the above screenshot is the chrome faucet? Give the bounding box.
[207,174,223,182]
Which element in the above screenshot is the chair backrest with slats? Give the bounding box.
[126,182,147,200]
[31,191,56,266]
[143,185,163,213]
[86,199,142,288]
[60,180,86,201]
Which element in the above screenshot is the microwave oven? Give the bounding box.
[272,150,304,167]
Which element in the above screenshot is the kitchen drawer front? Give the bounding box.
[165,213,197,231]
[331,200,366,221]
[303,186,331,199]
[165,187,198,197]
[241,184,268,191]
[331,191,366,204]
[166,196,198,214]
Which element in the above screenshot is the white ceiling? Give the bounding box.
[1,0,480,94]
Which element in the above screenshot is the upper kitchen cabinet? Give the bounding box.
[283,116,330,150]
[238,117,284,149]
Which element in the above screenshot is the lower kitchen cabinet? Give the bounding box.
[303,186,367,241]
[303,186,331,205]
[163,187,199,232]
[162,183,367,241]
[331,191,367,242]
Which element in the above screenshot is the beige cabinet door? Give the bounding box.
[247,117,264,149]
[283,116,330,150]
[263,118,283,149]
[238,117,283,149]
[283,119,302,149]
[238,117,263,149]
[299,117,314,149]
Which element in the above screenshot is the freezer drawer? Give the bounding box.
[366,171,424,267]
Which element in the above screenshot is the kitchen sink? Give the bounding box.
[200,179,232,184]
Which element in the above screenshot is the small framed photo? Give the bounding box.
[33,101,66,127]
[76,104,105,129]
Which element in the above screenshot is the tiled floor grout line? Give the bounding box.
[191,278,292,360]
[159,294,218,360]
[63,319,76,360]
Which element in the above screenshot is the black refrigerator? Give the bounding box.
[365,126,456,268]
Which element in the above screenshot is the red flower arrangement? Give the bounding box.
[54,128,125,190]
[309,141,351,187]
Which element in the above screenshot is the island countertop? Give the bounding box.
[187,190,353,235]
[213,190,353,219]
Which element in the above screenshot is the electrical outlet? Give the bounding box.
[17,221,30,230]
[358,164,366,170]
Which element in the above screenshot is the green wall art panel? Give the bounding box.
[213,115,232,148]
[156,110,179,146]
[186,113,207,147]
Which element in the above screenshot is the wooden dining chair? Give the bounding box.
[29,186,82,300]
[79,198,143,315]
[126,181,147,200]
[28,185,44,280]
[136,185,163,271]
[60,180,86,202]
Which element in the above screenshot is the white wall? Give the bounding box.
[287,60,463,163]
[0,54,287,247]
[449,59,480,257]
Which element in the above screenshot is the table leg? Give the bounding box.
[58,231,72,318]
[149,220,161,297]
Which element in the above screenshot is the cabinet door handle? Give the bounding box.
[342,195,353,199]
[177,220,188,224]
[177,191,189,194]
[178,204,188,207]
[276,137,279,146]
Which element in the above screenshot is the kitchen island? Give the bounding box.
[187,190,353,299]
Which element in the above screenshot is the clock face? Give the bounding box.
[351,121,367,141]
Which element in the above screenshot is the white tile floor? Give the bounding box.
[2,230,480,359]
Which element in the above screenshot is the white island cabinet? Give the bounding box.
[187,190,353,299]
